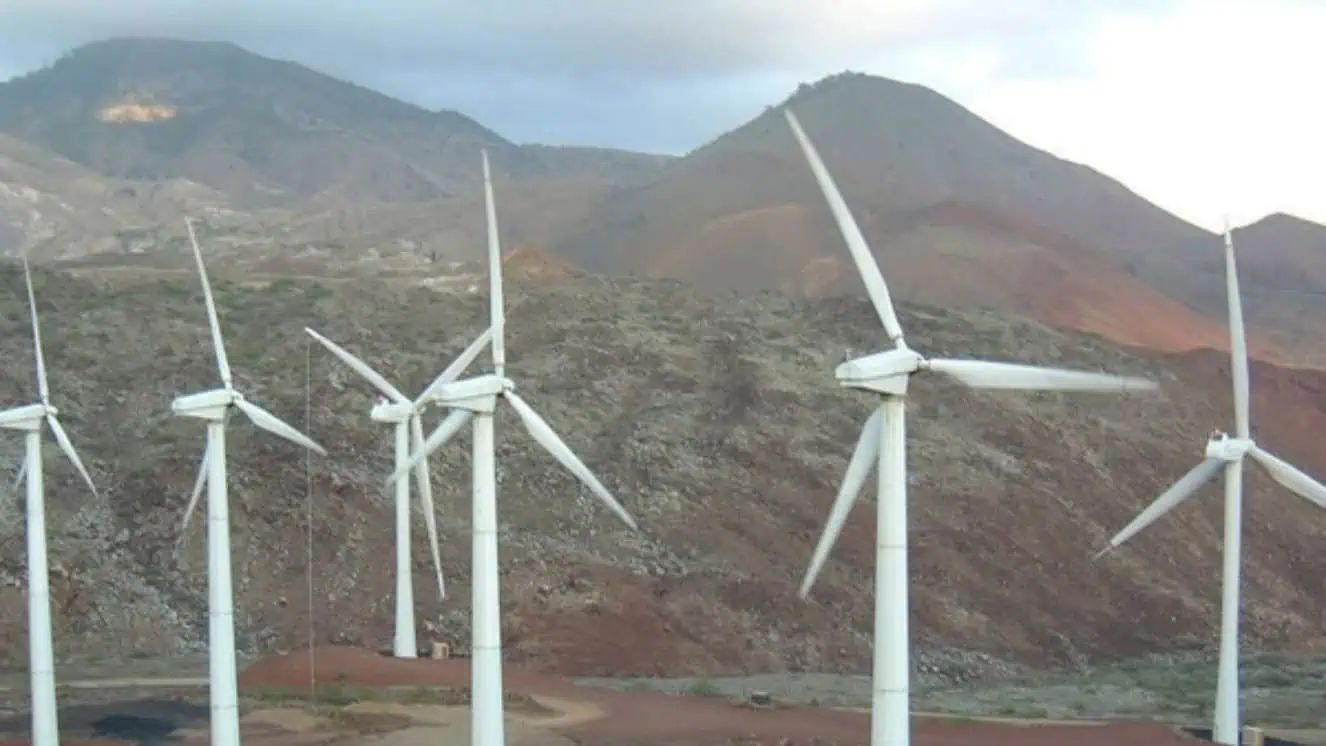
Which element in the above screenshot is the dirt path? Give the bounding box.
[235,646,1205,746]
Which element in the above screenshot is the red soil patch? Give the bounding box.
[240,646,1202,746]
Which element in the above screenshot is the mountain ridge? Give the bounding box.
[3,39,1326,367]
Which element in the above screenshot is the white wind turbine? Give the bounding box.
[172,218,327,746]
[1,258,99,746]
[386,150,638,746]
[303,324,493,657]
[1093,225,1326,746]
[784,109,1158,746]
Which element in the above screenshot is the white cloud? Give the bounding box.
[927,0,1326,230]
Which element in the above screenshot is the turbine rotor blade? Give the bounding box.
[233,398,326,455]
[1094,458,1223,557]
[1224,228,1252,438]
[481,151,506,373]
[13,459,27,495]
[926,359,1157,392]
[185,217,233,389]
[386,408,472,487]
[800,408,883,599]
[784,110,905,342]
[1248,446,1326,509]
[504,392,637,531]
[411,413,447,601]
[180,448,210,536]
[21,257,50,406]
[416,327,496,406]
[304,327,408,403]
[45,414,97,498]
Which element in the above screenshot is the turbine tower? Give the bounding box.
[0,258,99,746]
[1094,225,1326,746]
[172,219,327,746]
[386,150,638,746]
[784,109,1159,746]
[303,324,493,657]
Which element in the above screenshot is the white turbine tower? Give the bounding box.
[386,150,638,746]
[1,258,99,746]
[1093,225,1326,746]
[303,324,493,657]
[172,218,327,746]
[784,109,1159,746]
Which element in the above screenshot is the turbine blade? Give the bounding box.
[800,408,883,599]
[1094,458,1223,557]
[21,257,50,406]
[411,413,447,601]
[1248,446,1326,509]
[416,327,496,406]
[927,359,1157,392]
[180,448,210,535]
[233,398,326,455]
[481,151,506,373]
[505,392,637,531]
[304,327,408,403]
[385,408,472,487]
[45,414,97,498]
[1224,227,1251,438]
[13,459,27,495]
[185,218,232,389]
[784,110,905,342]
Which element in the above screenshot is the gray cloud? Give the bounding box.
[0,0,1175,152]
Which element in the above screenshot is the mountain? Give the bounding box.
[0,38,673,207]
[549,72,1320,365]
[4,266,1326,678]
[3,44,1324,366]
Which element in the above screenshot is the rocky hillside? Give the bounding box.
[1,264,1325,679]
[0,38,671,206]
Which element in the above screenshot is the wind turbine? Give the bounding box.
[0,258,99,746]
[385,150,638,746]
[1093,224,1326,746]
[172,218,326,746]
[783,109,1159,746]
[303,324,493,657]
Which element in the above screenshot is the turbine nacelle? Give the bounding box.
[172,388,236,421]
[1205,434,1254,462]
[370,400,415,423]
[836,348,924,396]
[0,402,53,431]
[428,374,512,413]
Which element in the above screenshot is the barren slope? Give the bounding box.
[0,38,672,207]
[554,71,1209,275]
[0,266,1324,682]
[0,134,235,259]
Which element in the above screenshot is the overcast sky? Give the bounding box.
[0,0,1322,232]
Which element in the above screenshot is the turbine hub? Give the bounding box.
[370,400,414,423]
[430,374,507,413]
[171,388,235,421]
[835,348,923,396]
[1205,435,1254,462]
[0,402,49,431]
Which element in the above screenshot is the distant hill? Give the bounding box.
[550,72,1303,360]
[0,38,673,207]
[4,45,1326,366]
[0,133,233,258]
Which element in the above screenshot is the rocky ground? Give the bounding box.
[0,265,1325,685]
